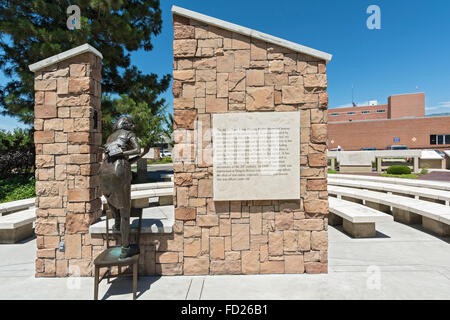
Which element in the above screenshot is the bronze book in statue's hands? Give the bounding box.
[106,144,123,157]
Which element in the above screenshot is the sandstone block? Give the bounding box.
[184,238,201,257]
[173,39,197,57]
[173,70,195,82]
[174,110,197,129]
[175,207,196,221]
[198,215,219,227]
[210,237,225,260]
[304,74,327,89]
[246,86,274,111]
[242,251,260,274]
[246,69,264,86]
[260,261,284,274]
[232,224,250,250]
[311,124,327,143]
[311,231,327,250]
[304,200,328,214]
[285,255,305,273]
[174,24,195,39]
[210,260,241,275]
[184,257,209,275]
[35,105,57,119]
[268,232,283,255]
[65,234,82,259]
[309,153,327,167]
[274,212,294,230]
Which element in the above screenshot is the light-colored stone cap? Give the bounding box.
[421,150,443,160]
[28,43,103,72]
[172,5,333,63]
[328,149,422,159]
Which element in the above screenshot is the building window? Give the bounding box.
[376,109,386,113]
[331,113,339,116]
[430,135,436,145]
[430,134,450,145]
[347,112,355,115]
[361,111,371,114]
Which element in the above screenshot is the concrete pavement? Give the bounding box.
[0,220,449,300]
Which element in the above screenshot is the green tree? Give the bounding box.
[162,112,174,148]
[107,94,168,155]
[0,0,171,126]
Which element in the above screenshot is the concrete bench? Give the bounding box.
[101,188,174,208]
[328,197,393,238]
[328,177,450,205]
[0,208,36,243]
[130,181,173,191]
[333,174,450,192]
[89,205,174,235]
[329,185,450,237]
[0,198,35,216]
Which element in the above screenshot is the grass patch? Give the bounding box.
[0,174,35,203]
[147,157,172,165]
[381,173,419,179]
[328,170,338,174]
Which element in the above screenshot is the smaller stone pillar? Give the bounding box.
[330,158,336,171]
[413,157,419,174]
[377,157,382,173]
[29,44,103,277]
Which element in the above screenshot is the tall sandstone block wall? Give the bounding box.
[33,52,103,277]
[172,15,329,275]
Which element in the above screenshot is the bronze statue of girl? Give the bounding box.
[99,116,142,259]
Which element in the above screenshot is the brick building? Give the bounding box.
[328,93,450,150]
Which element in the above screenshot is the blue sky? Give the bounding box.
[1,0,450,131]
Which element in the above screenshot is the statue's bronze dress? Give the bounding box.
[99,119,141,259]
[100,129,134,210]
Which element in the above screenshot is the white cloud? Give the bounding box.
[334,101,373,109]
[426,101,450,112]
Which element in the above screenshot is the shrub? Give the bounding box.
[420,168,429,175]
[0,129,35,178]
[0,174,35,203]
[386,165,412,175]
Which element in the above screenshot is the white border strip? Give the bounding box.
[29,43,103,72]
[172,5,332,63]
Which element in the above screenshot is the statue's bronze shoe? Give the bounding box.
[119,246,131,259]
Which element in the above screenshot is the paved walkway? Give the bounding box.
[0,220,449,300]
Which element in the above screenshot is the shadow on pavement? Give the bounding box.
[101,275,161,300]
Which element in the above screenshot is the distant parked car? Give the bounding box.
[434,149,446,157]
[330,147,343,151]
[362,147,377,151]
[160,150,172,158]
[387,145,409,150]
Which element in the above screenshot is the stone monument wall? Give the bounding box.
[171,14,329,275]
[33,51,103,277]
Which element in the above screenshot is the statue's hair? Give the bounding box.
[113,116,135,131]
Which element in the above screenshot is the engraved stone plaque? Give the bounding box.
[212,112,300,201]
